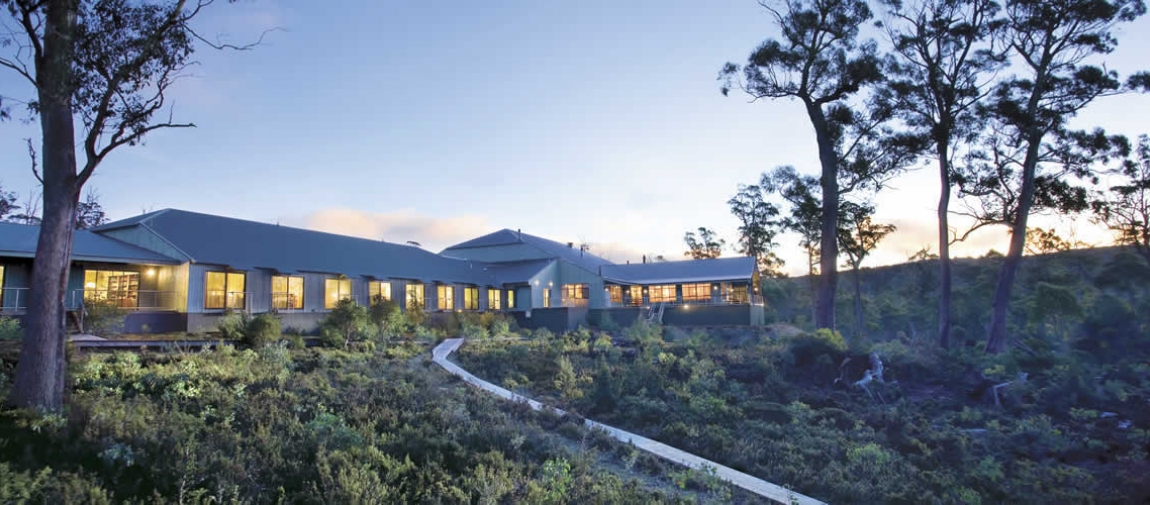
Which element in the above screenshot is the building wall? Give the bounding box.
[587,305,761,327]
[509,307,590,334]
[556,260,605,308]
[440,242,550,263]
[0,260,30,310]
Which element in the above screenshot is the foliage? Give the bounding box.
[0,343,707,503]
[318,299,377,348]
[370,297,406,338]
[683,227,726,260]
[0,317,19,341]
[83,298,126,336]
[1094,134,1150,263]
[727,184,784,275]
[242,313,281,349]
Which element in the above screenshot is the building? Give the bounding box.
[1,209,765,334]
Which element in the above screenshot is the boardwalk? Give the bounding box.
[432,338,826,505]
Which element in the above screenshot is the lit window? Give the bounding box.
[628,286,642,306]
[682,283,711,302]
[648,285,676,303]
[488,288,501,310]
[205,271,246,310]
[722,283,749,304]
[464,286,479,310]
[84,269,140,308]
[607,285,622,304]
[369,281,392,303]
[0,265,6,307]
[437,285,454,310]
[562,283,588,300]
[542,288,551,308]
[325,277,352,309]
[507,289,515,309]
[405,283,425,311]
[272,275,304,310]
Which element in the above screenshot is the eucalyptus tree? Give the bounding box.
[728,184,785,275]
[721,0,921,329]
[838,201,896,340]
[881,0,1006,348]
[1094,135,1150,263]
[956,0,1147,354]
[0,0,267,409]
[683,227,726,260]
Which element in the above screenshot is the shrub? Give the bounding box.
[533,328,555,340]
[82,298,126,336]
[371,297,406,338]
[0,317,20,341]
[319,299,377,348]
[461,322,489,340]
[216,311,247,340]
[785,329,847,366]
[244,313,281,349]
[597,311,620,332]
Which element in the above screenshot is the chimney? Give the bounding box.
[642,255,647,264]
[567,242,574,248]
[517,229,522,241]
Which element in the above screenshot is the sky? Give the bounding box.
[2,1,1149,274]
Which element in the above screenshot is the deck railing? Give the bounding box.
[1,288,183,313]
[603,293,764,309]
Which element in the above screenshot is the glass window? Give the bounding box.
[325,277,352,309]
[628,286,642,306]
[272,275,304,310]
[84,269,140,308]
[507,289,515,309]
[648,285,676,303]
[437,285,454,310]
[0,265,5,307]
[464,286,479,310]
[488,288,501,310]
[405,283,424,311]
[369,281,392,303]
[542,288,550,308]
[682,283,711,302]
[205,271,245,310]
[562,283,588,300]
[722,283,749,304]
[607,285,622,304]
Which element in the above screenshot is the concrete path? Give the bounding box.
[432,338,826,505]
[68,334,107,342]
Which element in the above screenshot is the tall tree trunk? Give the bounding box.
[852,264,863,341]
[11,0,80,411]
[808,247,817,326]
[986,135,1042,354]
[806,101,839,331]
[937,142,953,349]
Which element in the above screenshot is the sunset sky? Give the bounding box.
[2,1,1149,274]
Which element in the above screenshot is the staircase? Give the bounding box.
[646,302,664,324]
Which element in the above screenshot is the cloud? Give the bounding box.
[292,208,494,251]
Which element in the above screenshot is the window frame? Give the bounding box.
[369,281,392,304]
[681,283,711,302]
[464,286,479,310]
[324,277,353,310]
[437,285,454,311]
[271,275,305,310]
[507,289,516,309]
[542,288,550,308]
[487,288,501,310]
[205,270,246,310]
[405,283,425,311]
[628,285,642,306]
[648,284,676,303]
[607,285,623,304]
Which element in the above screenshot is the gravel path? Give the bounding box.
[432,338,826,505]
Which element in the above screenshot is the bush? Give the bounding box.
[371,298,406,338]
[216,311,247,340]
[0,317,19,341]
[319,299,377,348]
[244,313,281,349]
[82,298,126,336]
[461,322,489,340]
[785,329,847,366]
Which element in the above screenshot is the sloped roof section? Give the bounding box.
[0,222,180,264]
[484,259,554,285]
[95,209,498,285]
[601,256,756,285]
[444,228,615,273]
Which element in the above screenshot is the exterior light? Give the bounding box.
[548,281,553,286]
[684,304,690,310]
[146,268,156,276]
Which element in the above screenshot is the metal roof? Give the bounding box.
[443,228,614,273]
[0,222,181,264]
[485,259,555,285]
[94,209,499,285]
[600,256,756,285]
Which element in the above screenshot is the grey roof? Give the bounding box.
[484,259,554,285]
[0,222,180,264]
[600,256,756,285]
[94,209,497,285]
[443,228,614,273]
